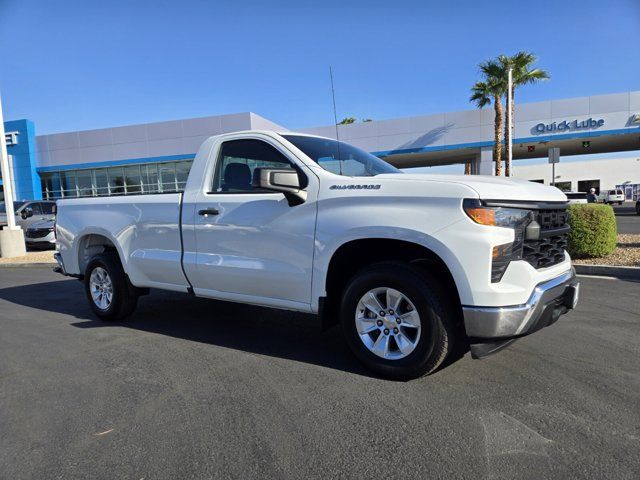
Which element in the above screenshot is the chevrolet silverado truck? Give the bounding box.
[55,131,579,379]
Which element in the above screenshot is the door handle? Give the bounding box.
[198,208,220,216]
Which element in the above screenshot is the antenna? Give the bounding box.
[329,66,343,175]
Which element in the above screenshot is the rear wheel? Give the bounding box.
[84,252,138,321]
[340,262,455,380]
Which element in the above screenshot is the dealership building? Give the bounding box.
[2,90,640,202]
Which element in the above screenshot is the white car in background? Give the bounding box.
[0,200,57,228]
[564,192,587,204]
[598,189,625,205]
[25,218,56,249]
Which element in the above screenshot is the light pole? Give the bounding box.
[548,147,560,187]
[0,90,27,257]
[506,68,513,177]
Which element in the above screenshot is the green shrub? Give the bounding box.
[567,204,617,258]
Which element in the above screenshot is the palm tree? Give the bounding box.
[470,71,505,176]
[338,117,356,125]
[499,52,550,176]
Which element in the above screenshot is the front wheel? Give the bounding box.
[340,262,455,380]
[84,252,138,321]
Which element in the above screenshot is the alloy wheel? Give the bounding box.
[355,287,422,360]
[89,267,113,310]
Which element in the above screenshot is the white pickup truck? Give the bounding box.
[55,131,579,379]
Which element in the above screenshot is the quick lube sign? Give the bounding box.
[534,118,604,134]
[534,118,605,134]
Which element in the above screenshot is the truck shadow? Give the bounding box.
[0,278,376,377]
[0,277,467,379]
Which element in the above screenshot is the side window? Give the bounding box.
[41,202,56,215]
[29,203,43,215]
[211,139,295,193]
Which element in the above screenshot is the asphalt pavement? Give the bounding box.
[0,267,638,479]
[614,203,640,235]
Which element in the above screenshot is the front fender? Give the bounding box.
[310,224,472,313]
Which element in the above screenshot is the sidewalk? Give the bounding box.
[0,250,56,266]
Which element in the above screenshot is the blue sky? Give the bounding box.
[1,0,639,137]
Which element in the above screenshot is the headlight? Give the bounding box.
[463,199,532,283]
[462,199,532,228]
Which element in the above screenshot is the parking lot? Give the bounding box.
[614,203,640,234]
[0,267,638,479]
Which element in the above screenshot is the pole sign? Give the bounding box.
[548,147,560,164]
[4,131,19,146]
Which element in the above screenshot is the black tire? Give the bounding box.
[84,252,138,321]
[340,262,456,380]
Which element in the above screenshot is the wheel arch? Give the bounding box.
[320,237,464,330]
[76,232,123,276]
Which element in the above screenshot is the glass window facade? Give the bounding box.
[39,160,193,199]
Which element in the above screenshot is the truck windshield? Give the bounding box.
[282,134,401,177]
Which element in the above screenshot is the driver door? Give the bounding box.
[185,137,318,309]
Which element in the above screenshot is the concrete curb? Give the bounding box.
[575,264,640,279]
[0,262,57,269]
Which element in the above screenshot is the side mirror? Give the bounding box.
[253,168,307,206]
[21,207,33,219]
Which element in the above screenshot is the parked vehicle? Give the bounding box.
[0,200,57,229]
[636,199,640,215]
[565,192,587,204]
[598,189,625,205]
[54,131,579,379]
[25,219,56,249]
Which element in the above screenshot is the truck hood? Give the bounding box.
[376,173,567,202]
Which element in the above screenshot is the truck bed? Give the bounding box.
[56,193,190,292]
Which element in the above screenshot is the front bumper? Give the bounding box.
[26,236,56,246]
[463,268,579,358]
